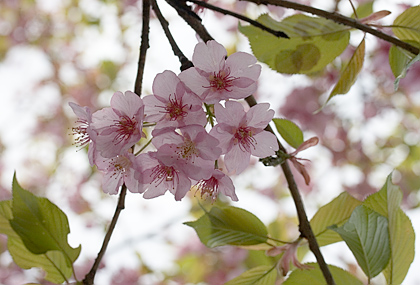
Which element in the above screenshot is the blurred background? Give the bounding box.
[1,0,419,284]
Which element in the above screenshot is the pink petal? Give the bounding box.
[225,144,250,174]
[246,103,275,129]
[251,131,279,157]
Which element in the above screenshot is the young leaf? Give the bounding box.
[389,43,420,90]
[225,265,277,285]
[392,5,420,42]
[0,200,74,283]
[239,14,350,74]
[363,174,415,285]
[273,118,304,149]
[324,38,365,105]
[10,174,81,264]
[329,205,390,279]
[310,192,362,247]
[283,262,363,285]
[184,206,268,248]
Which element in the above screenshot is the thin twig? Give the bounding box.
[244,96,336,285]
[165,0,214,42]
[82,186,128,284]
[151,0,193,71]
[134,0,151,96]
[240,0,419,55]
[187,0,289,38]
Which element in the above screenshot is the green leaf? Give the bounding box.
[389,43,420,90]
[239,14,350,74]
[184,206,268,248]
[225,265,277,285]
[0,200,73,283]
[10,174,81,263]
[363,174,415,284]
[393,5,420,42]
[329,205,390,279]
[351,1,374,19]
[284,263,363,285]
[324,38,365,105]
[310,192,362,247]
[273,118,304,149]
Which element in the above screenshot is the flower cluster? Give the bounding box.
[70,40,278,201]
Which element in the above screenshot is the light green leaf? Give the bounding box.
[351,1,374,19]
[225,265,277,285]
[284,263,363,285]
[310,192,362,247]
[10,174,81,263]
[363,174,415,284]
[239,14,350,74]
[184,206,268,248]
[389,43,420,90]
[324,38,365,105]
[0,200,73,283]
[393,5,420,42]
[273,118,304,149]
[329,205,390,279]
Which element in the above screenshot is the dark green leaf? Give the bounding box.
[329,205,390,279]
[10,174,81,263]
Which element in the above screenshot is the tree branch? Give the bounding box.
[244,96,335,285]
[82,186,128,284]
[187,0,289,38]
[134,0,151,96]
[241,0,419,55]
[151,0,193,71]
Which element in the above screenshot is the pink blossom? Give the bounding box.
[144,70,207,128]
[152,125,221,180]
[210,101,278,174]
[92,91,145,158]
[179,40,261,104]
[96,151,143,195]
[69,102,98,166]
[136,152,192,201]
[195,169,238,202]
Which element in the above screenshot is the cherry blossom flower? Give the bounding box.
[179,40,261,104]
[136,152,192,201]
[210,101,278,174]
[69,102,98,166]
[96,151,143,195]
[143,70,207,128]
[92,91,145,158]
[152,125,221,180]
[195,168,238,202]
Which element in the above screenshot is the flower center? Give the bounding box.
[196,176,219,201]
[233,126,256,152]
[151,164,178,189]
[162,94,189,121]
[109,155,132,178]
[208,69,236,92]
[72,119,90,148]
[113,115,138,144]
[176,138,199,161]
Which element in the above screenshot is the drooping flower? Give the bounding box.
[69,102,98,166]
[96,151,143,195]
[152,125,221,180]
[136,152,192,201]
[143,70,207,128]
[210,101,278,174]
[195,169,238,202]
[92,91,145,158]
[179,40,261,104]
[266,240,312,276]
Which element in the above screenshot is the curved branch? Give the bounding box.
[187,0,289,38]
[241,0,419,55]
